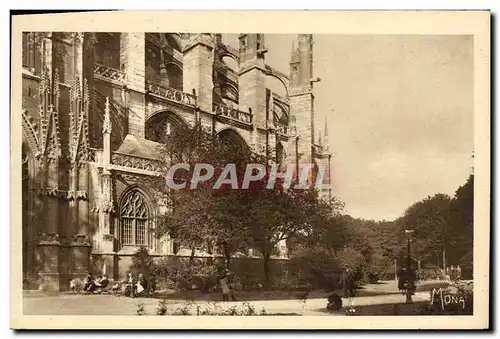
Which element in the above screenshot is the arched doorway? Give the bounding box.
[145,110,188,143]
[216,128,250,153]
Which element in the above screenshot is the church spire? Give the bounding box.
[103,96,112,135]
[323,116,329,152]
[102,97,112,170]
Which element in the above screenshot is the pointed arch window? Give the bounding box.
[120,190,153,248]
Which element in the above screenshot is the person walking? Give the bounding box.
[398,268,407,294]
[220,269,230,301]
[220,268,236,302]
[449,265,456,281]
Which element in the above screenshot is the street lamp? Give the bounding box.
[405,229,414,304]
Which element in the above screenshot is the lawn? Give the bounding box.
[318,301,430,316]
[152,280,450,302]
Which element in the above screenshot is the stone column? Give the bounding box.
[72,32,84,82]
[98,97,117,279]
[66,163,91,282]
[67,164,78,236]
[70,234,91,281]
[238,34,267,130]
[42,33,52,73]
[36,232,61,291]
[182,33,214,113]
[120,32,146,137]
[77,164,89,235]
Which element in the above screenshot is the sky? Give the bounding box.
[222,34,474,221]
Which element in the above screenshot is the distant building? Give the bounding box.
[21,32,331,291]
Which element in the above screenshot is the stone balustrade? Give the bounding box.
[93,63,126,83]
[213,103,253,125]
[111,152,163,173]
[146,81,197,107]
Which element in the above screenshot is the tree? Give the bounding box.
[447,175,474,275]
[244,181,345,284]
[152,122,256,268]
[399,193,453,268]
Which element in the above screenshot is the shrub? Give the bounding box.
[129,247,155,278]
[148,257,220,292]
[326,293,343,311]
[417,266,443,280]
[156,300,168,315]
[136,303,146,316]
[289,246,367,292]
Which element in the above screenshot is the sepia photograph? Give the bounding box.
[10,10,490,330]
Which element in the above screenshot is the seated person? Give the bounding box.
[135,273,149,297]
[83,272,94,293]
[110,281,122,293]
[69,279,78,293]
[86,275,102,293]
[94,274,109,292]
[123,273,136,298]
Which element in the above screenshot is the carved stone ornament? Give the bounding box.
[36,188,69,199]
[70,234,91,247]
[67,190,89,201]
[91,200,115,214]
[37,232,61,246]
[71,32,84,44]
[102,96,112,134]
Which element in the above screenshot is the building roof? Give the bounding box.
[115,134,163,160]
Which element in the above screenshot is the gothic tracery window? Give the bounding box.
[120,190,153,248]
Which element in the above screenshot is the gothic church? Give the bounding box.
[21,32,331,291]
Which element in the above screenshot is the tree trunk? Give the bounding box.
[442,247,446,271]
[189,248,195,264]
[223,244,231,269]
[263,252,271,285]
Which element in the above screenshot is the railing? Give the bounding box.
[214,103,253,125]
[146,82,196,107]
[93,63,126,83]
[275,122,292,136]
[112,152,163,173]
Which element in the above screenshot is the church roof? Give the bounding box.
[115,134,162,160]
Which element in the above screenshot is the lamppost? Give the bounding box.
[405,229,414,304]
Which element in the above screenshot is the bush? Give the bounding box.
[326,293,342,311]
[150,257,220,292]
[417,266,443,280]
[161,301,260,316]
[289,246,367,292]
[129,247,155,278]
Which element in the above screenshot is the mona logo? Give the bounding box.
[430,288,466,310]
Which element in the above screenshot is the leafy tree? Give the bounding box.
[447,175,474,274]
[243,184,334,284]
[399,193,452,268]
[153,122,255,268]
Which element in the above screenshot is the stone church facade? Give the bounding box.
[21,32,331,291]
